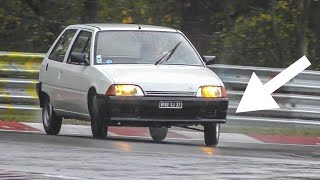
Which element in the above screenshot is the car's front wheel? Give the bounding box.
[149,127,168,142]
[42,96,62,135]
[89,94,108,139]
[204,123,220,146]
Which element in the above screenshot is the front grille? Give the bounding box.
[110,104,139,117]
[145,91,196,97]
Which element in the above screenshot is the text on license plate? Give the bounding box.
[159,101,183,109]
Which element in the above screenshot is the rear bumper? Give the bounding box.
[98,95,228,125]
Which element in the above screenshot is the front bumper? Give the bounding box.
[98,95,228,125]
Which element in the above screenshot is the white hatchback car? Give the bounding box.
[36,23,228,146]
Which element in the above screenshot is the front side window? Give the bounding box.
[68,30,92,64]
[95,31,203,66]
[49,29,77,62]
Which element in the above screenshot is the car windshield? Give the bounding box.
[95,31,203,66]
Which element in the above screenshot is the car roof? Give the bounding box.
[68,23,178,32]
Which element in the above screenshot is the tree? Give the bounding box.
[0,0,319,70]
[82,0,98,23]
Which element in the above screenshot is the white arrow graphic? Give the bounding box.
[236,56,311,113]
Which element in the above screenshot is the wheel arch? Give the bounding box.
[39,90,49,108]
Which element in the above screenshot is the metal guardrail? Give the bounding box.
[0,52,319,127]
[0,52,41,120]
[208,64,320,127]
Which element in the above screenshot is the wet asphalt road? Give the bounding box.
[0,131,319,179]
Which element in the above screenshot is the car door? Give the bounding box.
[57,30,93,115]
[41,29,77,110]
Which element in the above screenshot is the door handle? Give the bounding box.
[58,70,63,80]
[45,63,49,71]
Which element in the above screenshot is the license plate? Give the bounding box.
[159,101,183,109]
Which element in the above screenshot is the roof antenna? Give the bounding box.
[127,18,141,29]
[131,14,141,29]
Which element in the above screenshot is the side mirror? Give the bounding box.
[202,55,216,65]
[70,52,90,65]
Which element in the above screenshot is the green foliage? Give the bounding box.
[207,0,319,70]
[0,0,319,70]
[0,0,180,52]
[96,0,179,27]
[0,0,83,52]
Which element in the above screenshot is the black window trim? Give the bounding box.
[67,30,93,66]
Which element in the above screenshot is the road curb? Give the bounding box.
[0,120,40,132]
[0,120,319,146]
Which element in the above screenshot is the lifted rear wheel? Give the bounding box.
[204,123,220,146]
[149,127,168,142]
[42,97,62,135]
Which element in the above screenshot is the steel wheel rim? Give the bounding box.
[43,105,50,127]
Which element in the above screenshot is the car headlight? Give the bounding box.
[196,86,227,98]
[106,85,144,96]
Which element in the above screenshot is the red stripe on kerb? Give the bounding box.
[0,121,40,131]
[249,134,320,146]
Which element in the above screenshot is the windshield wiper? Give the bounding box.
[154,41,181,65]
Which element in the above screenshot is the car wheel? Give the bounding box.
[149,127,168,142]
[42,96,62,135]
[204,123,220,146]
[90,94,108,139]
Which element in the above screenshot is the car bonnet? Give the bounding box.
[97,64,223,94]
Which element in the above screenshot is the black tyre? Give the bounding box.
[89,94,108,139]
[204,123,220,146]
[42,96,62,135]
[149,127,168,142]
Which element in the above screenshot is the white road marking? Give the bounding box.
[22,122,43,132]
[0,129,40,133]
[0,126,10,129]
[23,122,118,136]
[44,174,83,179]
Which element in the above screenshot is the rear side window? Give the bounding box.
[49,29,77,62]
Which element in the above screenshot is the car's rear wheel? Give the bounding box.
[204,123,220,146]
[89,93,108,139]
[42,96,62,135]
[149,127,168,142]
